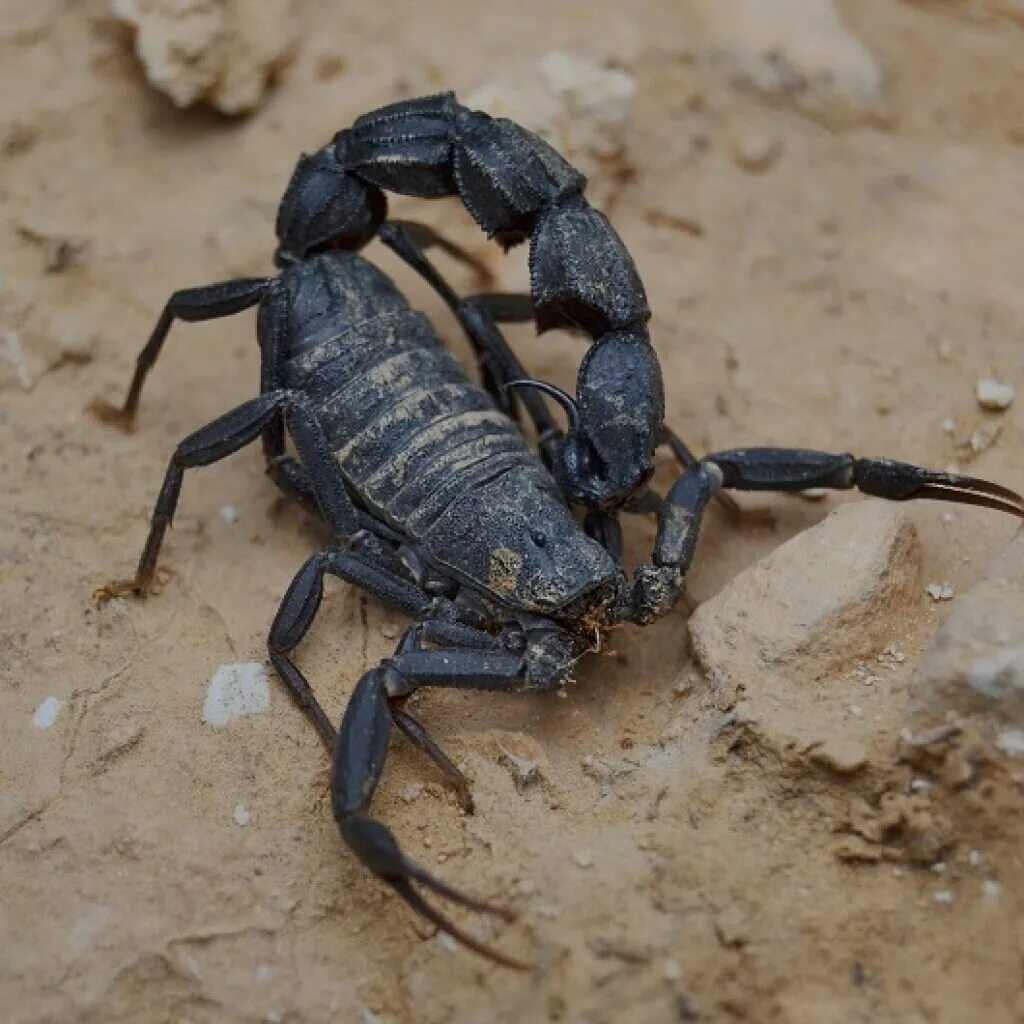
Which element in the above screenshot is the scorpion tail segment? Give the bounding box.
[853,458,1024,518]
[340,815,526,971]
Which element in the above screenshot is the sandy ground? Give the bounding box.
[2,2,1024,1022]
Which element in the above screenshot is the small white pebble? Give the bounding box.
[969,422,1002,454]
[219,504,238,524]
[664,957,682,982]
[941,512,956,525]
[982,879,1002,899]
[848,704,863,717]
[968,850,984,869]
[256,964,271,984]
[976,377,1014,411]
[940,417,956,435]
[995,728,1024,758]
[32,696,61,729]
[931,861,947,874]
[910,778,933,793]
[401,782,424,804]
[800,488,829,501]
[437,932,458,953]
[926,582,955,602]
[233,803,251,826]
[203,663,271,728]
[933,890,955,905]
[572,849,594,869]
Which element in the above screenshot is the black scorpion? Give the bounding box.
[96,93,1024,968]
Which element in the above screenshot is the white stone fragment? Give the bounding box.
[933,890,955,905]
[111,0,298,115]
[401,782,424,804]
[233,803,251,826]
[32,696,61,729]
[968,849,984,868]
[940,417,956,435]
[202,662,270,728]
[219,504,238,524]
[995,728,1024,758]
[975,378,1014,411]
[982,879,1002,899]
[2,330,34,391]
[926,582,955,602]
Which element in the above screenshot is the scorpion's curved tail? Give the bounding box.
[333,667,528,971]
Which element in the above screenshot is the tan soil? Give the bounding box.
[2,3,1023,1022]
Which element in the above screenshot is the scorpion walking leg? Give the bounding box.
[270,556,501,808]
[97,389,362,601]
[337,640,564,969]
[268,546,430,747]
[384,219,494,285]
[704,448,1024,518]
[377,223,557,441]
[92,278,271,428]
[661,426,742,518]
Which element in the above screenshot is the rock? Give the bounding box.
[111,0,298,115]
[692,0,887,128]
[493,730,548,792]
[692,502,920,769]
[727,123,782,173]
[202,662,271,728]
[809,737,867,774]
[466,52,637,205]
[691,501,920,683]
[995,728,1024,757]
[909,528,1024,731]
[976,377,1015,411]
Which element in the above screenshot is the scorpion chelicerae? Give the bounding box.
[96,93,1024,968]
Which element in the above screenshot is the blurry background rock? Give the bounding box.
[111,0,299,114]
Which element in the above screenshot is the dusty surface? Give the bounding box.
[3,2,1024,1022]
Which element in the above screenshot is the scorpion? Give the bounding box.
[95,93,1024,968]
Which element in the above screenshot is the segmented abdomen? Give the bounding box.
[282,305,545,537]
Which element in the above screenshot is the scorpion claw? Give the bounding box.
[341,814,526,969]
[854,459,1024,518]
[389,876,529,971]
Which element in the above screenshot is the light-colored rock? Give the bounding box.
[466,52,637,204]
[692,0,887,128]
[692,502,921,769]
[976,377,1015,411]
[202,662,271,728]
[691,501,921,682]
[111,0,298,115]
[909,528,1024,730]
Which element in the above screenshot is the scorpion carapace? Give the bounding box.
[95,93,1024,969]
